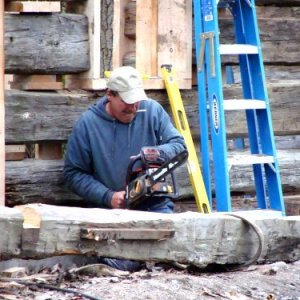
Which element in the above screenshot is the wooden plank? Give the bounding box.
[35,141,62,160]
[4,74,13,90]
[5,1,61,13]
[81,228,175,241]
[10,75,63,91]
[5,145,25,161]
[112,0,135,68]
[113,0,192,89]
[0,0,4,206]
[157,0,192,88]
[136,0,158,77]
[285,195,300,216]
[65,0,105,90]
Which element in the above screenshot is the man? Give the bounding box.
[63,66,186,270]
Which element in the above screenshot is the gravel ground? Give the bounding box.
[1,260,300,300]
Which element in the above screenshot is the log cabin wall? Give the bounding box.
[3,0,300,214]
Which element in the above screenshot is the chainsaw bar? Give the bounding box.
[148,150,188,185]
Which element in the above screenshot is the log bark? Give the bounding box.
[0,204,299,267]
[5,13,89,74]
[5,149,300,207]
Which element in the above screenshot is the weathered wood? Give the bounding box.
[0,1,4,206]
[5,81,300,142]
[65,0,108,90]
[5,149,300,207]
[0,204,297,266]
[35,141,63,160]
[113,0,192,89]
[5,1,61,13]
[5,90,99,143]
[224,81,300,137]
[285,195,300,216]
[5,145,25,161]
[219,14,300,64]
[4,13,89,74]
[0,207,23,260]
[126,3,300,66]
[5,159,82,207]
[255,0,300,5]
[81,228,175,241]
[10,75,63,91]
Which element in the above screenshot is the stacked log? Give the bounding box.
[3,2,300,214]
[0,204,299,266]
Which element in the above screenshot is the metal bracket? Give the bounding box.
[243,0,253,8]
[198,32,216,77]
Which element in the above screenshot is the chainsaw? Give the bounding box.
[125,147,188,209]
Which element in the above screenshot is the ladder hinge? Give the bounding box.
[198,32,216,77]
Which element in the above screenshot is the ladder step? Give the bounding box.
[223,99,267,111]
[228,154,274,166]
[220,44,259,55]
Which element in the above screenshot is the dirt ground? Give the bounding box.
[1,260,300,300]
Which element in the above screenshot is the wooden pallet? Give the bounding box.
[113,0,192,89]
[65,0,107,90]
[66,0,192,90]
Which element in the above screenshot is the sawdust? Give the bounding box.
[1,260,300,300]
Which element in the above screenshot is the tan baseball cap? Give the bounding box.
[106,66,148,104]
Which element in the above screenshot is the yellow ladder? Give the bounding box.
[161,65,211,213]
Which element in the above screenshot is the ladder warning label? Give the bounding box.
[203,0,214,22]
[212,94,219,134]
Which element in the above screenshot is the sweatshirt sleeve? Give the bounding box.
[154,103,187,159]
[63,118,113,208]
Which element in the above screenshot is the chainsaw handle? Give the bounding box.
[125,154,142,184]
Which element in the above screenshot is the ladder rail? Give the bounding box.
[200,0,232,212]
[193,0,285,214]
[193,0,213,206]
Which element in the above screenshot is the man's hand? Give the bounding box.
[111,191,126,209]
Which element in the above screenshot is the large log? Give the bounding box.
[219,8,300,64]
[5,13,89,74]
[1,204,299,267]
[223,81,300,137]
[5,90,98,142]
[5,149,300,207]
[0,207,23,260]
[5,80,300,142]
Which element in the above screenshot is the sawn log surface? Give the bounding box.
[0,204,299,267]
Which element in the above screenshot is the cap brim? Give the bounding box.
[119,88,148,104]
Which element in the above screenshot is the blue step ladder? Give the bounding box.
[193,0,286,214]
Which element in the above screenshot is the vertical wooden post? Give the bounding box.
[0,0,5,205]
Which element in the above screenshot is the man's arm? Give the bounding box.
[63,121,113,208]
[155,105,187,159]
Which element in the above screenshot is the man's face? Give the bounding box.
[107,93,139,123]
